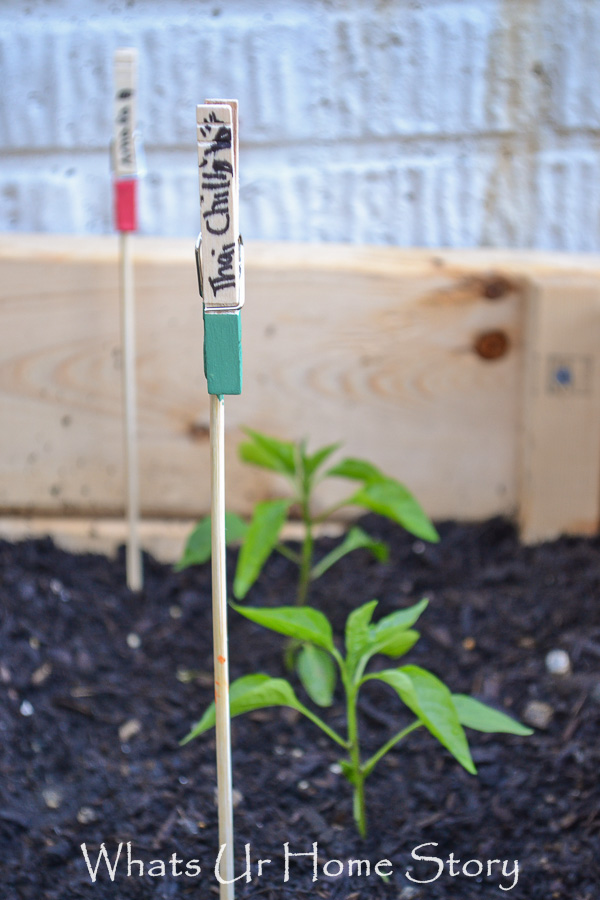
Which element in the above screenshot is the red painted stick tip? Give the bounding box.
[114,178,137,232]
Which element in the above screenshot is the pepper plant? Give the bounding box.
[181,598,532,837]
[178,429,439,606]
[178,429,439,705]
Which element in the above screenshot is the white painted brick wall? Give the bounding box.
[1,0,600,250]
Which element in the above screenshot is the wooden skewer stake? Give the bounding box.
[113,48,142,591]
[196,100,243,899]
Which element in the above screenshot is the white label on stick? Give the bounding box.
[114,49,138,177]
[197,103,240,310]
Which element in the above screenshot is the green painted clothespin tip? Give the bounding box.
[203,309,242,395]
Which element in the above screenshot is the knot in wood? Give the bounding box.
[474,330,510,361]
[482,276,513,300]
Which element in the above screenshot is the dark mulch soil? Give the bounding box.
[1,516,599,899]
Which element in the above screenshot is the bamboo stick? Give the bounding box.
[210,393,235,895]
[119,230,142,591]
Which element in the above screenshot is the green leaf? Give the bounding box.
[374,629,420,659]
[366,667,413,696]
[175,513,248,571]
[239,428,297,476]
[373,665,476,774]
[181,674,301,744]
[233,499,292,598]
[225,513,250,543]
[326,457,384,482]
[311,527,389,581]
[348,599,427,675]
[350,478,439,543]
[297,644,337,707]
[176,516,212,570]
[371,598,429,640]
[305,442,342,477]
[231,602,335,652]
[452,695,534,736]
[326,457,439,543]
[345,600,379,672]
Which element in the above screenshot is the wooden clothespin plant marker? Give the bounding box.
[195,100,243,898]
[113,48,143,592]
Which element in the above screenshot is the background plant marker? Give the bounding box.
[113,48,142,591]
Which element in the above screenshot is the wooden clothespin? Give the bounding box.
[195,100,244,899]
[196,100,244,395]
[113,48,142,591]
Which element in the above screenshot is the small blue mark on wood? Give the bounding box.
[554,366,572,387]
[547,354,592,395]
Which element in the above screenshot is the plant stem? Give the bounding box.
[295,702,349,749]
[362,720,422,779]
[283,637,300,672]
[313,497,354,525]
[352,772,367,839]
[297,526,313,605]
[275,543,301,565]
[345,681,367,837]
[296,472,314,605]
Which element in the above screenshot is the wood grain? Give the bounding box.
[519,276,600,542]
[1,235,599,541]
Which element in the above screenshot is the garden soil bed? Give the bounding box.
[1,516,599,899]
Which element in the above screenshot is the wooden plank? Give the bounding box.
[241,247,523,524]
[0,516,194,564]
[519,277,600,542]
[0,517,343,564]
[0,235,598,538]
